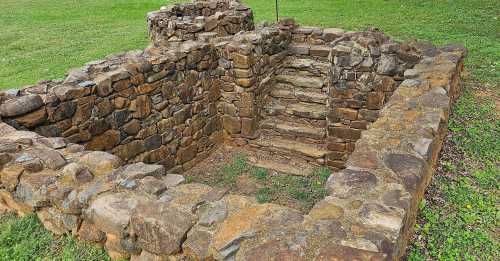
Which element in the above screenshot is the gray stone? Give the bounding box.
[0,95,44,117]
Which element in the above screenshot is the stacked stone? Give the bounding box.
[147,0,254,45]
[0,41,223,174]
[246,25,347,174]
[0,40,468,259]
[289,26,345,60]
[0,122,304,260]
[216,25,292,144]
[324,30,422,169]
[0,0,468,259]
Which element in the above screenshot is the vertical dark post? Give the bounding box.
[275,0,279,22]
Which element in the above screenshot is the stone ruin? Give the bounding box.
[0,0,467,260]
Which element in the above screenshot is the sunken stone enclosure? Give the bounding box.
[0,0,467,260]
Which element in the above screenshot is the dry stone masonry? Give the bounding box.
[0,0,467,260]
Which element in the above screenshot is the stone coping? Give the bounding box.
[147,0,254,44]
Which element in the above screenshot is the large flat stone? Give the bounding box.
[252,136,329,158]
[260,119,326,139]
[130,199,196,255]
[275,75,324,89]
[286,102,327,119]
[0,95,44,117]
[86,192,146,236]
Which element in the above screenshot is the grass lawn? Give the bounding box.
[0,213,110,260]
[0,0,498,260]
[0,0,498,89]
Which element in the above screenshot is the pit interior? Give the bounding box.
[0,0,423,212]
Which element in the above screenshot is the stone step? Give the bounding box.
[289,44,332,58]
[260,119,326,139]
[275,74,324,89]
[263,100,327,120]
[270,83,328,104]
[282,57,330,74]
[250,136,329,159]
[247,157,316,177]
[286,102,327,120]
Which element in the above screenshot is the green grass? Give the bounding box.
[212,155,331,211]
[215,154,249,187]
[408,90,499,260]
[0,213,110,260]
[0,0,498,89]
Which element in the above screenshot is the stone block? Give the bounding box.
[222,115,241,134]
[0,95,44,117]
[328,126,362,140]
[310,45,330,57]
[367,92,385,110]
[335,107,358,120]
[241,117,256,137]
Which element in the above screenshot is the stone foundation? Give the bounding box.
[0,0,467,260]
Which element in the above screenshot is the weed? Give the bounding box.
[408,89,500,260]
[250,167,269,181]
[256,187,271,203]
[216,154,248,187]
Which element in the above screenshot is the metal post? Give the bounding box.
[275,0,279,22]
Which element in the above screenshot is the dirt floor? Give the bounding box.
[182,145,331,213]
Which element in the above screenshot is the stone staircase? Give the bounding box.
[248,55,332,176]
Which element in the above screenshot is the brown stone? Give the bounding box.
[131,95,152,119]
[94,98,113,117]
[131,251,169,261]
[136,83,158,94]
[351,120,368,130]
[53,84,89,101]
[14,169,58,208]
[0,189,32,216]
[0,164,24,191]
[95,75,113,97]
[335,107,358,120]
[310,45,330,57]
[130,200,196,255]
[327,141,347,151]
[14,107,47,128]
[309,200,345,220]
[85,130,121,151]
[234,69,253,78]
[241,117,256,137]
[328,126,362,140]
[235,77,255,87]
[232,53,253,69]
[177,144,197,164]
[123,119,142,135]
[367,92,385,110]
[239,92,255,117]
[315,243,386,261]
[114,97,129,109]
[113,140,146,161]
[105,233,131,260]
[77,221,106,243]
[77,151,123,177]
[222,116,241,134]
[72,97,95,125]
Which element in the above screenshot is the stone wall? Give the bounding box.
[0,45,467,261]
[0,0,468,260]
[0,41,223,173]
[217,24,292,143]
[147,0,254,45]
